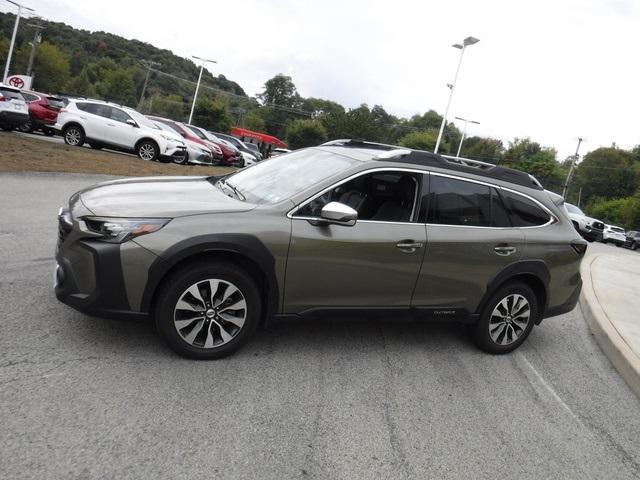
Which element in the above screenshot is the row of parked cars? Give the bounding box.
[564,202,640,250]
[0,82,267,168]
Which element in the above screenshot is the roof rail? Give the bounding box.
[321,139,543,190]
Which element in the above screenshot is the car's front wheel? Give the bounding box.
[474,282,538,354]
[155,262,262,359]
[63,125,85,146]
[18,119,32,133]
[136,140,159,161]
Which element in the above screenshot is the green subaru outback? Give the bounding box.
[55,140,587,359]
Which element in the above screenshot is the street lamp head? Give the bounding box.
[452,43,463,50]
[192,55,217,64]
[463,36,480,46]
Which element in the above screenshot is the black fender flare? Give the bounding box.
[140,234,279,318]
[474,260,550,317]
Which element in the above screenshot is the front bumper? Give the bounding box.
[159,146,187,163]
[54,212,151,321]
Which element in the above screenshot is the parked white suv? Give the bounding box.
[564,202,604,242]
[602,224,626,246]
[0,83,29,131]
[55,100,187,162]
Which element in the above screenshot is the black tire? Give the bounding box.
[615,243,621,247]
[633,243,639,251]
[155,261,262,359]
[18,119,33,133]
[136,139,159,161]
[42,127,55,136]
[473,282,538,354]
[1,124,13,132]
[172,151,188,165]
[62,124,85,146]
[89,143,102,150]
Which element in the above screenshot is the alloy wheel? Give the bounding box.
[488,294,531,346]
[173,279,247,349]
[139,143,156,160]
[65,128,81,146]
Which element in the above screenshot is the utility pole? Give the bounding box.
[562,137,583,198]
[3,1,35,83]
[137,60,160,111]
[26,22,44,77]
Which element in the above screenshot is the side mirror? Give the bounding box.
[126,119,138,127]
[318,202,358,226]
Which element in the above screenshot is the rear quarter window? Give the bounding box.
[501,190,551,227]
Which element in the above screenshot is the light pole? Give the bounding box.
[2,0,35,83]
[188,55,216,124]
[137,60,160,110]
[433,36,479,154]
[454,116,480,158]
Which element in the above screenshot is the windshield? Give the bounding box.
[564,203,584,215]
[125,109,156,129]
[222,149,357,204]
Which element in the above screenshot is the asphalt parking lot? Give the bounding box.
[1,172,639,480]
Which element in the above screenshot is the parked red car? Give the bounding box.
[19,91,65,135]
[185,124,243,167]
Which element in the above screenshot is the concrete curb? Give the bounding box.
[579,254,640,398]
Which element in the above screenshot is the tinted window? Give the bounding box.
[502,190,550,227]
[427,176,492,227]
[22,92,39,102]
[491,188,512,227]
[109,107,132,123]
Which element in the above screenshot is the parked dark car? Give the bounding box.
[625,231,640,250]
[55,140,587,359]
[19,91,64,135]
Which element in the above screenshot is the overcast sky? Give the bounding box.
[3,0,639,158]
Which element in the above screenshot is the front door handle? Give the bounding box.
[396,240,424,253]
[493,245,517,256]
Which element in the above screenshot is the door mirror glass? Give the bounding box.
[319,201,358,226]
[126,119,138,127]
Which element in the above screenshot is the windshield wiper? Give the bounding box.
[217,179,245,201]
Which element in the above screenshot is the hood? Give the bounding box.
[77,176,255,218]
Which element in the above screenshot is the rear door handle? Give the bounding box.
[493,245,517,256]
[396,240,424,253]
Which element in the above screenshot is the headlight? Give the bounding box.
[83,217,170,243]
[160,134,179,143]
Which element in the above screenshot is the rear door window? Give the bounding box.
[427,175,492,227]
[501,190,551,227]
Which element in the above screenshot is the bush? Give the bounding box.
[587,193,640,230]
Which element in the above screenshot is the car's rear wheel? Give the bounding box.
[155,262,262,359]
[1,124,14,132]
[63,125,84,146]
[136,140,159,161]
[18,119,32,133]
[474,282,538,354]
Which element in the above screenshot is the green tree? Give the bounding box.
[301,97,345,118]
[192,98,232,132]
[243,109,266,132]
[574,147,636,204]
[30,41,70,92]
[257,74,301,107]
[149,94,185,120]
[286,119,327,149]
[398,130,444,152]
[99,68,135,104]
[65,69,96,97]
[588,194,640,230]
[461,137,504,162]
